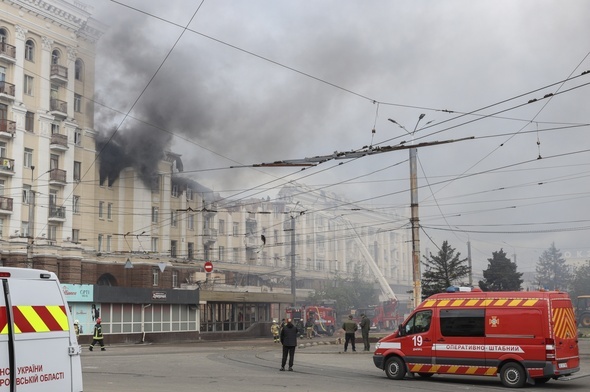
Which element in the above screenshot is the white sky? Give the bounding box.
[90,0,590,277]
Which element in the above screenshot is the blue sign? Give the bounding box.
[62,284,94,302]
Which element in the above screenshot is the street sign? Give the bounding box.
[204,261,213,273]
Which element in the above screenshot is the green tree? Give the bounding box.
[478,248,523,291]
[421,240,470,299]
[535,242,571,290]
[569,260,590,299]
[307,264,378,315]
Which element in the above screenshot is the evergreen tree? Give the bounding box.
[535,242,571,290]
[569,261,590,299]
[479,248,523,291]
[421,240,470,299]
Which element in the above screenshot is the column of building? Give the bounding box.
[9,25,27,237]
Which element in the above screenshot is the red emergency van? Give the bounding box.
[373,288,579,388]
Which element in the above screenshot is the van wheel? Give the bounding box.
[327,326,334,336]
[581,314,590,327]
[384,357,406,380]
[500,362,526,388]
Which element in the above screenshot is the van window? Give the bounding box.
[404,310,432,334]
[440,309,485,337]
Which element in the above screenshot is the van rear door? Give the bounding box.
[550,297,579,369]
[1,274,82,391]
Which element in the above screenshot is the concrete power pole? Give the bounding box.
[409,145,421,309]
[467,240,473,286]
[290,215,296,307]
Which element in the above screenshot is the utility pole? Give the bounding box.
[290,215,296,306]
[409,142,421,308]
[391,114,425,309]
[467,240,473,286]
[27,165,36,268]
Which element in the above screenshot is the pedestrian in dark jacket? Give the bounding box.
[280,318,299,371]
[342,314,357,352]
[89,318,105,351]
[359,313,371,351]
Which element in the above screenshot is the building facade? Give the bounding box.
[0,1,413,335]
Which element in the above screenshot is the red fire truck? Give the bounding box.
[355,299,401,331]
[285,305,337,336]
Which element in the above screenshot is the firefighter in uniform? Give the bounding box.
[89,317,106,351]
[271,320,280,343]
[74,320,81,341]
[305,317,315,339]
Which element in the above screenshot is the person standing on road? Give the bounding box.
[342,314,357,352]
[271,320,280,343]
[305,317,315,339]
[280,318,299,371]
[74,320,81,341]
[359,313,371,351]
[89,317,106,351]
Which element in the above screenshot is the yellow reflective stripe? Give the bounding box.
[466,366,478,374]
[466,299,479,306]
[410,364,423,372]
[438,300,450,307]
[47,306,69,331]
[508,299,522,306]
[494,299,508,306]
[451,300,464,307]
[19,306,50,332]
[485,367,497,375]
[431,365,441,372]
[448,365,460,373]
[423,300,436,307]
[523,299,538,306]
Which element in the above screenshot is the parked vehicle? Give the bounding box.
[355,299,401,331]
[574,295,590,327]
[286,305,337,336]
[373,287,579,388]
[0,267,83,391]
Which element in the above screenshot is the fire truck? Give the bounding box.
[575,294,590,327]
[355,299,402,331]
[285,305,337,336]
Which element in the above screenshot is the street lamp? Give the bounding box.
[388,114,426,309]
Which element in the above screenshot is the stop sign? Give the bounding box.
[204,261,213,273]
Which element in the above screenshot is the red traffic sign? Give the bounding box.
[204,261,213,273]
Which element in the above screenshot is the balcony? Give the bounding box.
[49,168,67,186]
[202,227,217,245]
[49,98,67,118]
[48,205,66,222]
[244,235,261,249]
[50,133,68,151]
[0,119,16,138]
[0,157,14,176]
[0,43,16,63]
[0,81,15,101]
[0,196,13,214]
[50,64,68,84]
[202,202,217,216]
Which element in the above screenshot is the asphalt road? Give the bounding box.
[81,338,590,392]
